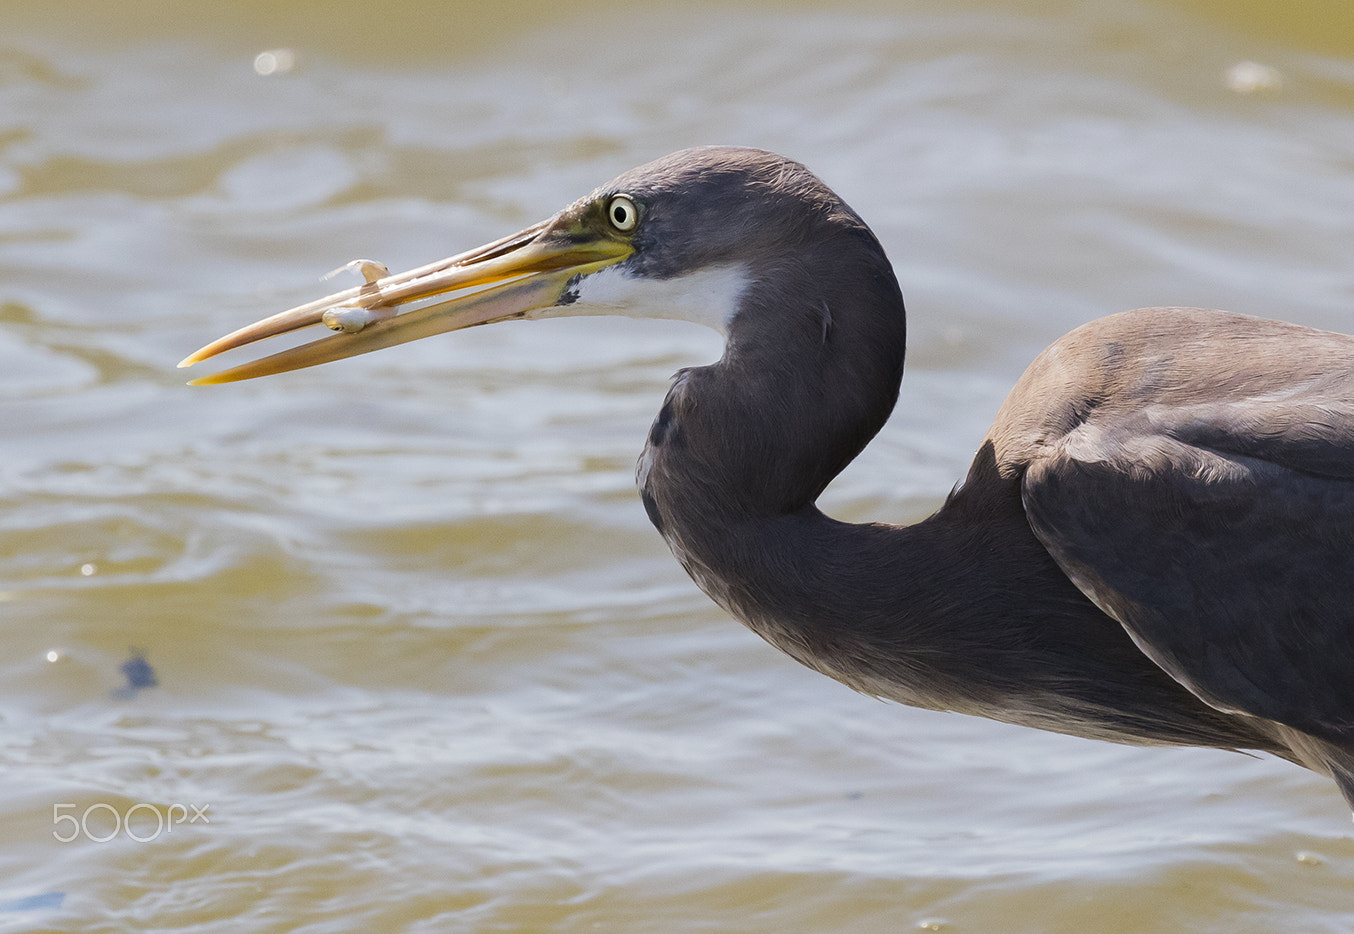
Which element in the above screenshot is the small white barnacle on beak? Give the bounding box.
[322,305,394,333]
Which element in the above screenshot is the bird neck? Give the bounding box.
[636,224,931,682]
[641,445,1049,715]
[645,433,1273,751]
[630,225,1180,728]
[640,223,909,517]
[632,220,1291,748]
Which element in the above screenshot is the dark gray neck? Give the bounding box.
[641,431,1075,716]
[639,335,1286,754]
[636,229,1009,704]
[633,220,1282,752]
[639,222,908,515]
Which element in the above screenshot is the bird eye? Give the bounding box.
[607,195,638,232]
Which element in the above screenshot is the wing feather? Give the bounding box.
[1023,403,1354,745]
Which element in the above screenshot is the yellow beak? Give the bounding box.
[179,215,635,385]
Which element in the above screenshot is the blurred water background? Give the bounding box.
[2,0,1354,930]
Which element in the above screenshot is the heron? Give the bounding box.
[182,146,1354,813]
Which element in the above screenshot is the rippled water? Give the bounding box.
[4,1,1354,930]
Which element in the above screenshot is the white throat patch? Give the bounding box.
[557,263,751,336]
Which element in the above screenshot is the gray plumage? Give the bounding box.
[628,149,1354,808]
[185,146,1354,812]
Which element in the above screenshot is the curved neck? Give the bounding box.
[628,195,1281,754]
[642,400,1280,751]
[640,223,908,518]
[637,219,911,642]
[645,450,1048,712]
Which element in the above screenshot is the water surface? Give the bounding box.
[3,1,1354,931]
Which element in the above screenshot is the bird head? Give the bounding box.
[179,147,888,384]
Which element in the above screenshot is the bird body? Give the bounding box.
[183,147,1354,813]
[1000,307,1354,799]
